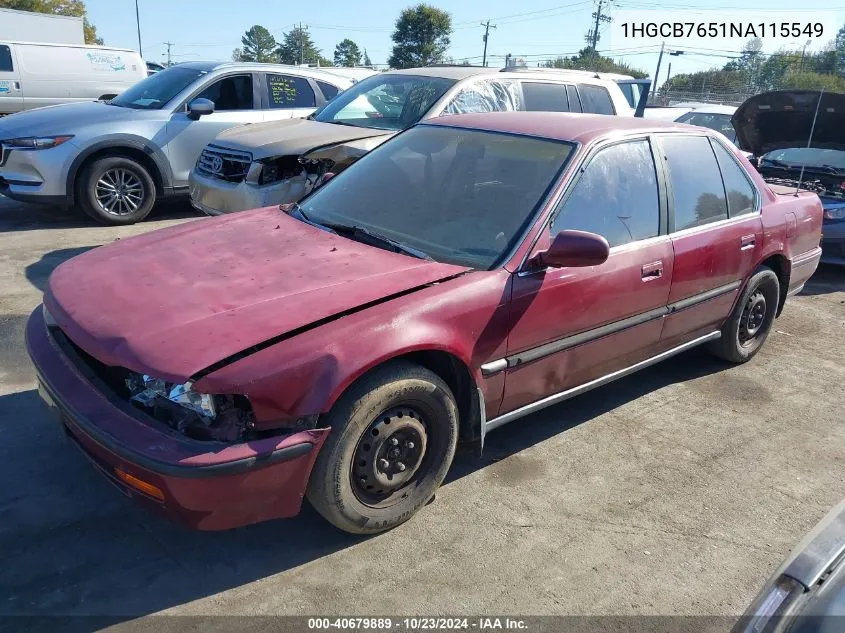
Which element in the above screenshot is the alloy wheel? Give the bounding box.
[95,168,145,216]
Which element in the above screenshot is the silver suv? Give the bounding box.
[0,62,356,224]
[189,66,636,216]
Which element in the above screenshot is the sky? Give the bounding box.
[84,0,845,84]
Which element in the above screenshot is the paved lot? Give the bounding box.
[1,194,844,628]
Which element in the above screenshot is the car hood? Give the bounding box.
[733,90,845,156]
[0,101,139,138]
[45,209,468,383]
[212,117,395,159]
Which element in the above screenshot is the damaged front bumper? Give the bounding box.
[188,167,312,217]
[25,305,329,530]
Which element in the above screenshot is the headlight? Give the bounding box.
[823,207,845,220]
[168,381,217,418]
[260,162,280,185]
[129,375,217,419]
[5,135,74,150]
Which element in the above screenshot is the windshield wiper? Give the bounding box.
[327,120,360,127]
[325,222,434,261]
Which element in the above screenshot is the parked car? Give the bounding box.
[0,61,352,224]
[0,40,146,115]
[189,65,634,216]
[733,90,845,266]
[145,61,167,76]
[27,113,822,534]
[674,104,738,143]
[734,498,845,633]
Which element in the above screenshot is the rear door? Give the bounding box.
[0,44,23,114]
[262,72,320,121]
[500,137,673,415]
[520,81,572,112]
[164,72,264,186]
[657,133,763,346]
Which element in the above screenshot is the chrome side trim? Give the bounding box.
[478,388,487,453]
[792,246,822,268]
[666,280,741,313]
[480,359,507,376]
[484,331,721,433]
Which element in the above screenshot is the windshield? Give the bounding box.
[676,111,737,143]
[760,147,845,173]
[314,74,455,131]
[299,125,575,268]
[110,66,206,110]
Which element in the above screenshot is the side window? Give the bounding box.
[443,80,521,115]
[551,140,660,247]
[565,85,582,113]
[578,84,615,115]
[521,82,569,112]
[0,45,12,72]
[266,74,316,108]
[316,80,340,101]
[195,74,254,111]
[712,141,756,217]
[661,135,728,231]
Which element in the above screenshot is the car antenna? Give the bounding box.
[795,90,824,197]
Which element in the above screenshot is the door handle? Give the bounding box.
[740,234,756,250]
[641,261,663,281]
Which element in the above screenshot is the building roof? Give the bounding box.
[425,111,699,144]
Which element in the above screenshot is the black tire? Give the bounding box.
[77,156,156,225]
[306,361,459,535]
[709,266,780,363]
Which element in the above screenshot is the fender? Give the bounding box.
[65,135,173,205]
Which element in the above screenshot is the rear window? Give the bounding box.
[521,82,570,112]
[0,45,11,72]
[578,84,615,115]
[317,80,340,101]
[266,74,316,109]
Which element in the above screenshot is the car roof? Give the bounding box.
[175,61,354,84]
[425,111,701,144]
[383,66,498,80]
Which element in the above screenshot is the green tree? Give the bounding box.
[0,0,102,44]
[363,49,373,67]
[276,25,324,65]
[239,25,277,63]
[388,4,452,69]
[334,38,362,67]
[541,48,647,78]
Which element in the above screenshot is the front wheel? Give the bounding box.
[306,361,459,534]
[709,266,780,363]
[77,156,156,225]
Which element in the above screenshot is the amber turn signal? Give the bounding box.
[114,467,165,502]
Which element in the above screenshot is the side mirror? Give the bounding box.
[187,98,215,120]
[535,230,610,269]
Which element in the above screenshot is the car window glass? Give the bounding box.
[0,46,12,72]
[662,135,728,230]
[266,74,316,109]
[675,111,737,142]
[196,74,253,111]
[566,85,582,113]
[521,82,570,112]
[551,140,659,247]
[712,141,756,217]
[316,80,340,101]
[577,84,615,115]
[443,80,522,114]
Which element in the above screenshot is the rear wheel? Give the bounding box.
[306,361,459,534]
[709,266,780,363]
[77,156,156,225]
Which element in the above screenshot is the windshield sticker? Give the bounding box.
[268,75,299,105]
[86,52,126,72]
[0,81,10,93]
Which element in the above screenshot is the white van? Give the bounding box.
[0,41,146,115]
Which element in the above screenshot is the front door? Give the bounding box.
[0,45,23,114]
[656,134,763,346]
[500,137,673,415]
[164,73,264,186]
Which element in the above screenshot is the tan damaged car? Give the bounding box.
[188,65,635,216]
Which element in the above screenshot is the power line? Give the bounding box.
[585,0,612,48]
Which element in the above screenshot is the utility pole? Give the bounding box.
[652,41,665,100]
[585,0,611,49]
[135,0,143,57]
[163,41,173,66]
[481,20,497,67]
[299,22,304,66]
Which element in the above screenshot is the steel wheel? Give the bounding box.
[95,168,145,216]
[351,406,429,508]
[738,290,767,346]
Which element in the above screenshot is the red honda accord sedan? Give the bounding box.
[26,113,823,534]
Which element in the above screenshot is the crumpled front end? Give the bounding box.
[189,135,391,216]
